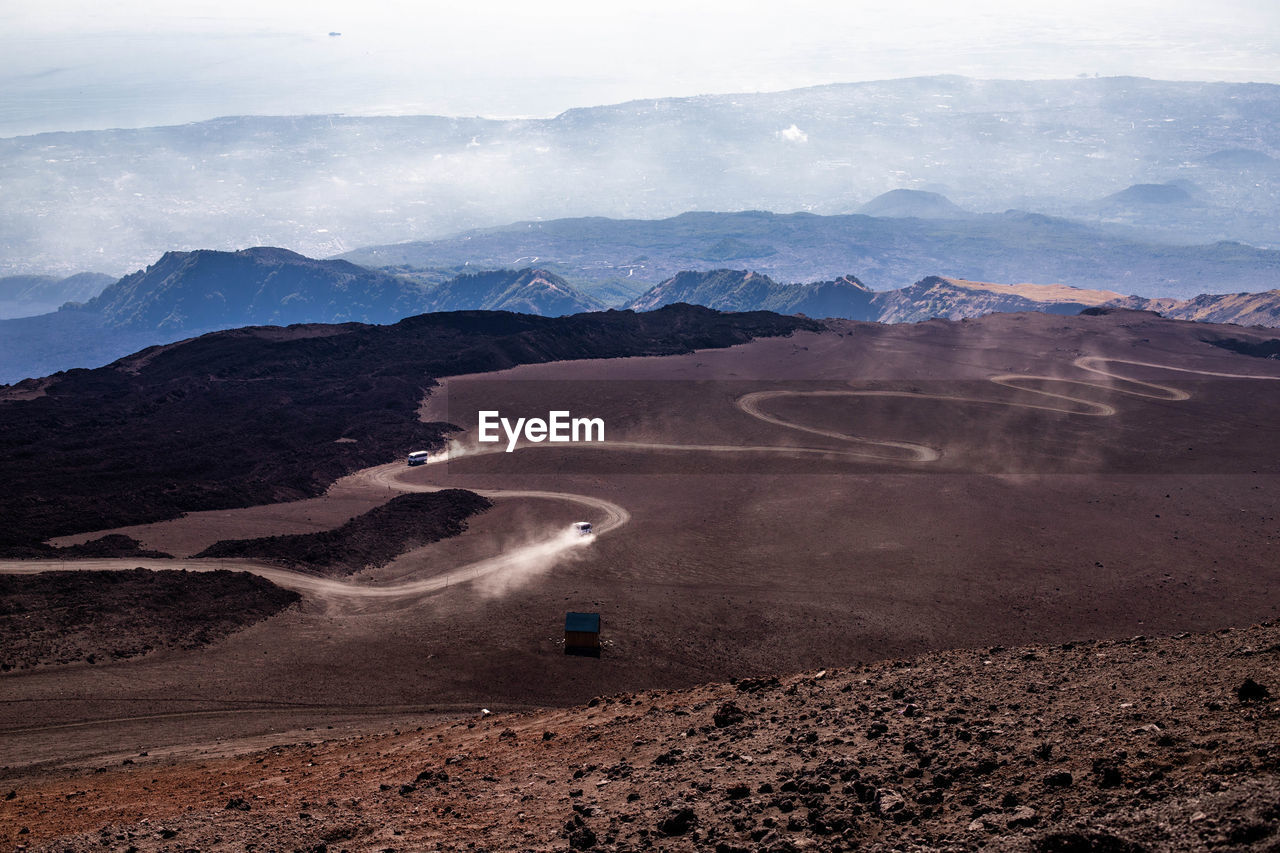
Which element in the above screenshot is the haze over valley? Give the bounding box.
[5,77,1280,279]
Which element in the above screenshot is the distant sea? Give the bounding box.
[3,21,1279,138]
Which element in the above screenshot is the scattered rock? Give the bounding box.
[1036,830,1146,852]
[875,789,906,815]
[657,807,697,836]
[1008,806,1039,828]
[1236,678,1270,702]
[713,701,746,728]
[735,676,780,694]
[1227,822,1275,845]
[568,825,597,850]
[1044,771,1074,788]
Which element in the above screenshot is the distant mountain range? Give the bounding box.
[1113,290,1280,327]
[6,76,1280,276]
[628,270,874,316]
[0,249,600,383]
[423,268,603,314]
[345,209,1280,302]
[627,270,1137,323]
[89,247,418,329]
[3,244,1278,384]
[630,269,1280,328]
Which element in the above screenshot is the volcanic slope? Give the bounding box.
[0,304,817,554]
[2,309,1279,773]
[6,620,1277,852]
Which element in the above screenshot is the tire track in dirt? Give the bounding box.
[3,358,1278,603]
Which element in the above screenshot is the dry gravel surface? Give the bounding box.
[3,620,1276,852]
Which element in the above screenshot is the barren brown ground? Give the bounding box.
[2,621,1276,851]
[2,311,1279,839]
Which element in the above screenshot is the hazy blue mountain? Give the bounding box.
[345,210,1280,301]
[1101,183,1196,206]
[0,248,421,383]
[1202,149,1277,170]
[422,268,603,314]
[0,272,114,318]
[628,270,875,319]
[6,77,1280,276]
[858,189,968,219]
[0,251,610,382]
[86,247,422,330]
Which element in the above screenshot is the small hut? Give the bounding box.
[564,612,601,657]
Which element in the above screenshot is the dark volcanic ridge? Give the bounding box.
[1209,337,1280,359]
[0,568,299,672]
[5,620,1276,851]
[0,305,818,551]
[194,490,492,576]
[1,534,173,562]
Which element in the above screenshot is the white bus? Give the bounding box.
[572,522,593,536]
[407,450,431,466]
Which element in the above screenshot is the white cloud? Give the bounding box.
[779,124,808,143]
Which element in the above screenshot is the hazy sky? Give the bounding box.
[3,0,1279,136]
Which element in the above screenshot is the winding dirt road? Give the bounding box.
[3,357,1278,602]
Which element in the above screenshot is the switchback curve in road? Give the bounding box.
[3,356,1278,602]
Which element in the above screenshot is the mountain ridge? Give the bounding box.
[6,240,1280,385]
[625,269,1280,327]
[0,252,607,382]
[343,209,1280,301]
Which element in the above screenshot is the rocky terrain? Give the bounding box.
[0,569,299,672]
[194,491,492,576]
[417,268,604,316]
[1114,290,1280,328]
[3,620,1275,851]
[627,270,875,318]
[869,277,1121,323]
[623,270,1280,328]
